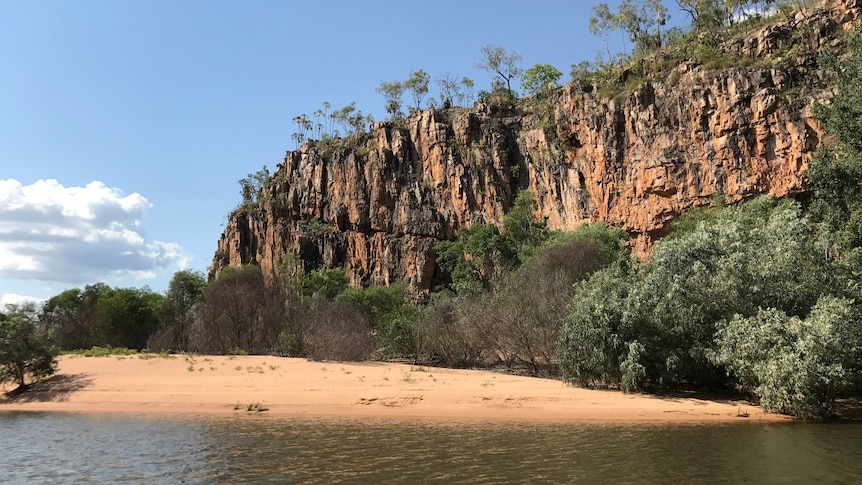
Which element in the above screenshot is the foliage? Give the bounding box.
[148,270,207,352]
[436,74,475,107]
[376,80,405,118]
[476,44,522,96]
[238,166,271,211]
[0,304,59,390]
[559,198,839,397]
[543,221,629,265]
[68,346,139,357]
[713,297,862,419]
[521,64,563,96]
[335,283,421,357]
[435,191,553,295]
[590,3,617,63]
[480,239,606,375]
[404,69,431,111]
[809,26,862,251]
[302,267,349,299]
[40,283,164,351]
[502,190,550,262]
[435,223,517,296]
[415,297,483,368]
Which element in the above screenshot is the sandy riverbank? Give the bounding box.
[0,354,789,423]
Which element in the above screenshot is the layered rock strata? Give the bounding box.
[211,0,861,291]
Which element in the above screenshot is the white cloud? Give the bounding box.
[0,293,44,309]
[0,179,189,284]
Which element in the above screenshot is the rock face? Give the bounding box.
[211,0,861,291]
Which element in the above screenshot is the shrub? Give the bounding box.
[415,298,483,368]
[559,198,837,395]
[302,299,375,361]
[191,265,286,354]
[713,296,862,420]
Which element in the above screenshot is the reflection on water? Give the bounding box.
[1,412,861,484]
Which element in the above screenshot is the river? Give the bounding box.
[0,412,860,483]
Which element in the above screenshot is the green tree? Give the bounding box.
[503,190,549,262]
[543,221,629,265]
[238,166,271,209]
[615,0,645,55]
[40,283,110,350]
[376,81,405,118]
[436,223,516,296]
[336,284,422,358]
[810,26,862,251]
[589,3,617,63]
[643,0,669,47]
[95,286,163,350]
[302,267,350,299]
[1,304,59,391]
[477,45,522,96]
[521,64,563,96]
[675,0,729,30]
[150,270,207,351]
[460,77,475,105]
[404,69,430,111]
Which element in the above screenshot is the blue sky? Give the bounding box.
[0,0,689,305]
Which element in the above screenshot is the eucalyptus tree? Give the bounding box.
[404,69,430,111]
[376,80,405,118]
[477,45,522,95]
[589,3,617,63]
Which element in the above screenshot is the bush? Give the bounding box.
[302,299,376,361]
[559,198,837,395]
[485,239,605,375]
[713,296,862,420]
[191,265,286,354]
[335,284,422,358]
[415,297,483,368]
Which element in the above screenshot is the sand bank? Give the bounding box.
[0,354,789,423]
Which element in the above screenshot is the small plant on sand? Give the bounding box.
[73,346,138,357]
[246,402,269,412]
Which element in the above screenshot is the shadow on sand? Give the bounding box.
[1,373,93,404]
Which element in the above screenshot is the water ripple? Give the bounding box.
[0,412,860,484]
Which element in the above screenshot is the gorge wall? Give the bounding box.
[210,0,861,292]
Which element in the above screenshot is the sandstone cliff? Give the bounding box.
[210,0,861,292]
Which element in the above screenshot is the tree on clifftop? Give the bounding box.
[404,69,431,111]
[477,44,522,96]
[521,64,562,96]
